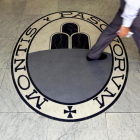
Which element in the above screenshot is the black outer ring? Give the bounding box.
[11,11,129,122]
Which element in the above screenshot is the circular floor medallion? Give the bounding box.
[11,11,128,122]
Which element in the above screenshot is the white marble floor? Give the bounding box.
[0,0,140,140]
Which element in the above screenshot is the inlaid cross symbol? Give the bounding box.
[64,106,76,118]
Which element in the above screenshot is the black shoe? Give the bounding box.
[87,53,107,61]
[86,56,94,61]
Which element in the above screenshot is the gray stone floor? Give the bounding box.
[0,0,140,140]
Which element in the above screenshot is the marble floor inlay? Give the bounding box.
[11,11,128,122]
[0,0,140,139]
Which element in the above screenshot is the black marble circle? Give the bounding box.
[28,49,112,103]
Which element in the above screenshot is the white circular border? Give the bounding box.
[11,11,128,122]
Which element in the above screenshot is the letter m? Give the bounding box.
[93,87,116,108]
[26,89,48,109]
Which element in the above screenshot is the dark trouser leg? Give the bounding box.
[131,26,140,55]
[88,11,122,59]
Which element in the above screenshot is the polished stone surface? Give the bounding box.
[0,69,33,112]
[0,53,11,69]
[106,70,140,112]
[0,14,22,38]
[0,38,16,54]
[0,0,140,139]
[106,113,140,140]
[0,69,5,88]
[0,113,108,140]
[28,50,112,103]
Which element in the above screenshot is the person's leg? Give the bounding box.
[131,26,140,55]
[88,11,122,60]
